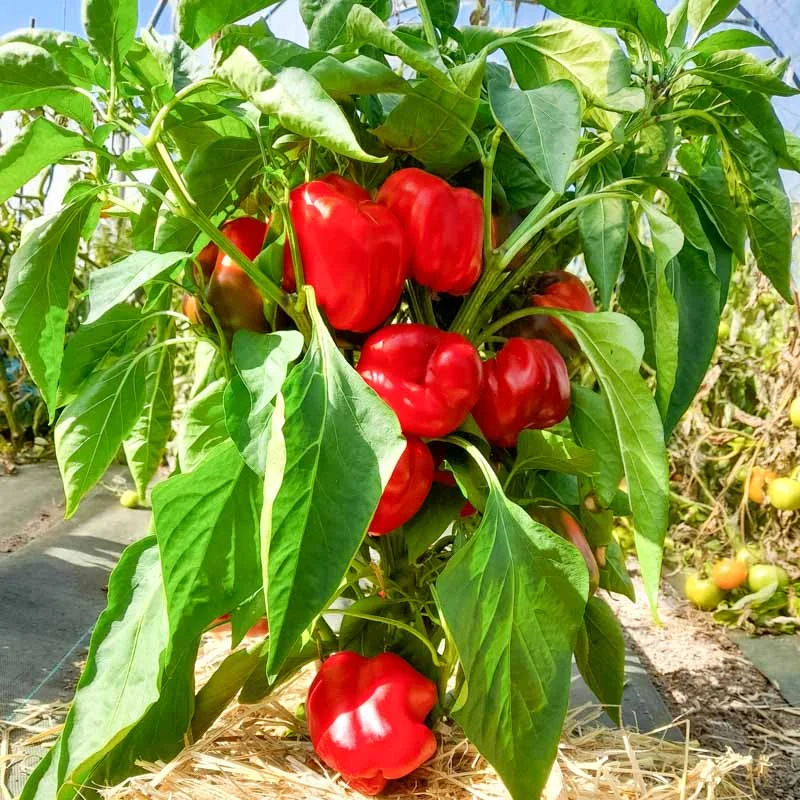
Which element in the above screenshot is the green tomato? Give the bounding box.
[768,477,800,511]
[685,573,725,611]
[790,397,800,429]
[717,320,730,340]
[758,294,777,310]
[735,546,761,565]
[747,564,790,592]
[120,489,140,509]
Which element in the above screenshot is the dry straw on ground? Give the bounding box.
[4,634,762,800]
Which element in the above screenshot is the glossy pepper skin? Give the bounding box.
[283,176,407,333]
[377,168,483,295]
[357,324,483,438]
[307,651,438,796]
[181,241,220,325]
[206,217,269,333]
[370,436,434,535]
[529,271,595,345]
[472,338,571,448]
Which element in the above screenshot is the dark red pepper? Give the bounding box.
[206,216,269,333]
[307,651,438,796]
[283,176,407,333]
[356,324,483,438]
[529,270,595,345]
[370,436,434,535]
[472,338,571,448]
[377,168,483,295]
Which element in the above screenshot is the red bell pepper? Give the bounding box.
[283,177,407,333]
[472,338,571,448]
[377,168,483,295]
[530,270,595,344]
[206,216,269,333]
[307,651,438,795]
[370,436,434,535]
[356,324,483,438]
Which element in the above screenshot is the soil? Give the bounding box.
[609,570,800,800]
[0,508,58,553]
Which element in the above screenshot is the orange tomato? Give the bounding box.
[710,558,748,591]
[747,467,778,504]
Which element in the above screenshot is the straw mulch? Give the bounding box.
[4,634,762,800]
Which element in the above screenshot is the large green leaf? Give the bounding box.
[423,0,460,32]
[508,429,596,483]
[0,28,98,88]
[488,77,581,193]
[0,43,94,127]
[569,385,624,507]
[217,46,383,163]
[574,596,625,725]
[263,292,405,675]
[309,55,408,100]
[0,195,95,418]
[691,50,798,97]
[537,0,667,47]
[304,0,391,51]
[501,19,631,104]
[724,129,793,301]
[224,330,304,474]
[0,118,92,204]
[55,351,149,517]
[542,310,669,614]
[153,441,262,643]
[19,539,181,800]
[723,89,788,159]
[437,449,589,800]
[178,378,229,473]
[687,0,740,38]
[124,348,175,499]
[176,0,283,48]
[86,251,189,323]
[82,0,137,70]
[578,158,629,308]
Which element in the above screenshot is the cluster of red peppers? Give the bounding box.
[183,170,597,796]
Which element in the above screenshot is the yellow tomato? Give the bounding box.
[768,478,800,511]
[685,573,725,611]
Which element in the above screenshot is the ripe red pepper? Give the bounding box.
[307,651,438,796]
[377,168,483,295]
[530,270,595,344]
[207,217,269,333]
[283,176,407,333]
[472,338,571,448]
[370,436,434,535]
[356,324,483,438]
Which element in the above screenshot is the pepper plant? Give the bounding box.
[1,0,798,796]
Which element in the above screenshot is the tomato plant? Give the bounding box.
[1,0,798,797]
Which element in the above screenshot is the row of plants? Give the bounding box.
[1,0,799,797]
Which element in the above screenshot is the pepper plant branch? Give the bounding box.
[482,128,503,262]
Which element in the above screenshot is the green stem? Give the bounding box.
[416,0,438,48]
[482,128,503,261]
[476,306,549,344]
[145,78,222,148]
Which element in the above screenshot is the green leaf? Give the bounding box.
[691,50,798,97]
[177,0,284,48]
[666,0,688,47]
[578,158,629,308]
[437,451,589,800]
[404,483,465,562]
[0,118,92,204]
[0,43,94,127]
[724,128,793,301]
[55,351,148,517]
[600,538,635,600]
[86,251,189,323]
[124,348,175,499]
[541,309,669,615]
[0,195,95,418]
[723,88,788,157]
[309,55,407,100]
[693,29,772,54]
[178,378,229,473]
[153,441,262,649]
[19,539,178,800]
[509,429,596,482]
[569,386,624,507]
[0,28,98,88]
[217,46,383,163]
[142,29,209,92]
[537,0,667,47]
[372,58,484,170]
[59,306,153,405]
[424,0,460,32]
[224,330,304,474]
[574,596,625,725]
[82,0,137,70]
[663,242,720,434]
[501,20,631,104]
[305,0,391,51]
[687,0,740,38]
[263,291,405,675]
[628,121,674,176]
[488,77,581,193]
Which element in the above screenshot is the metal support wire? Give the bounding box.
[737,4,800,89]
